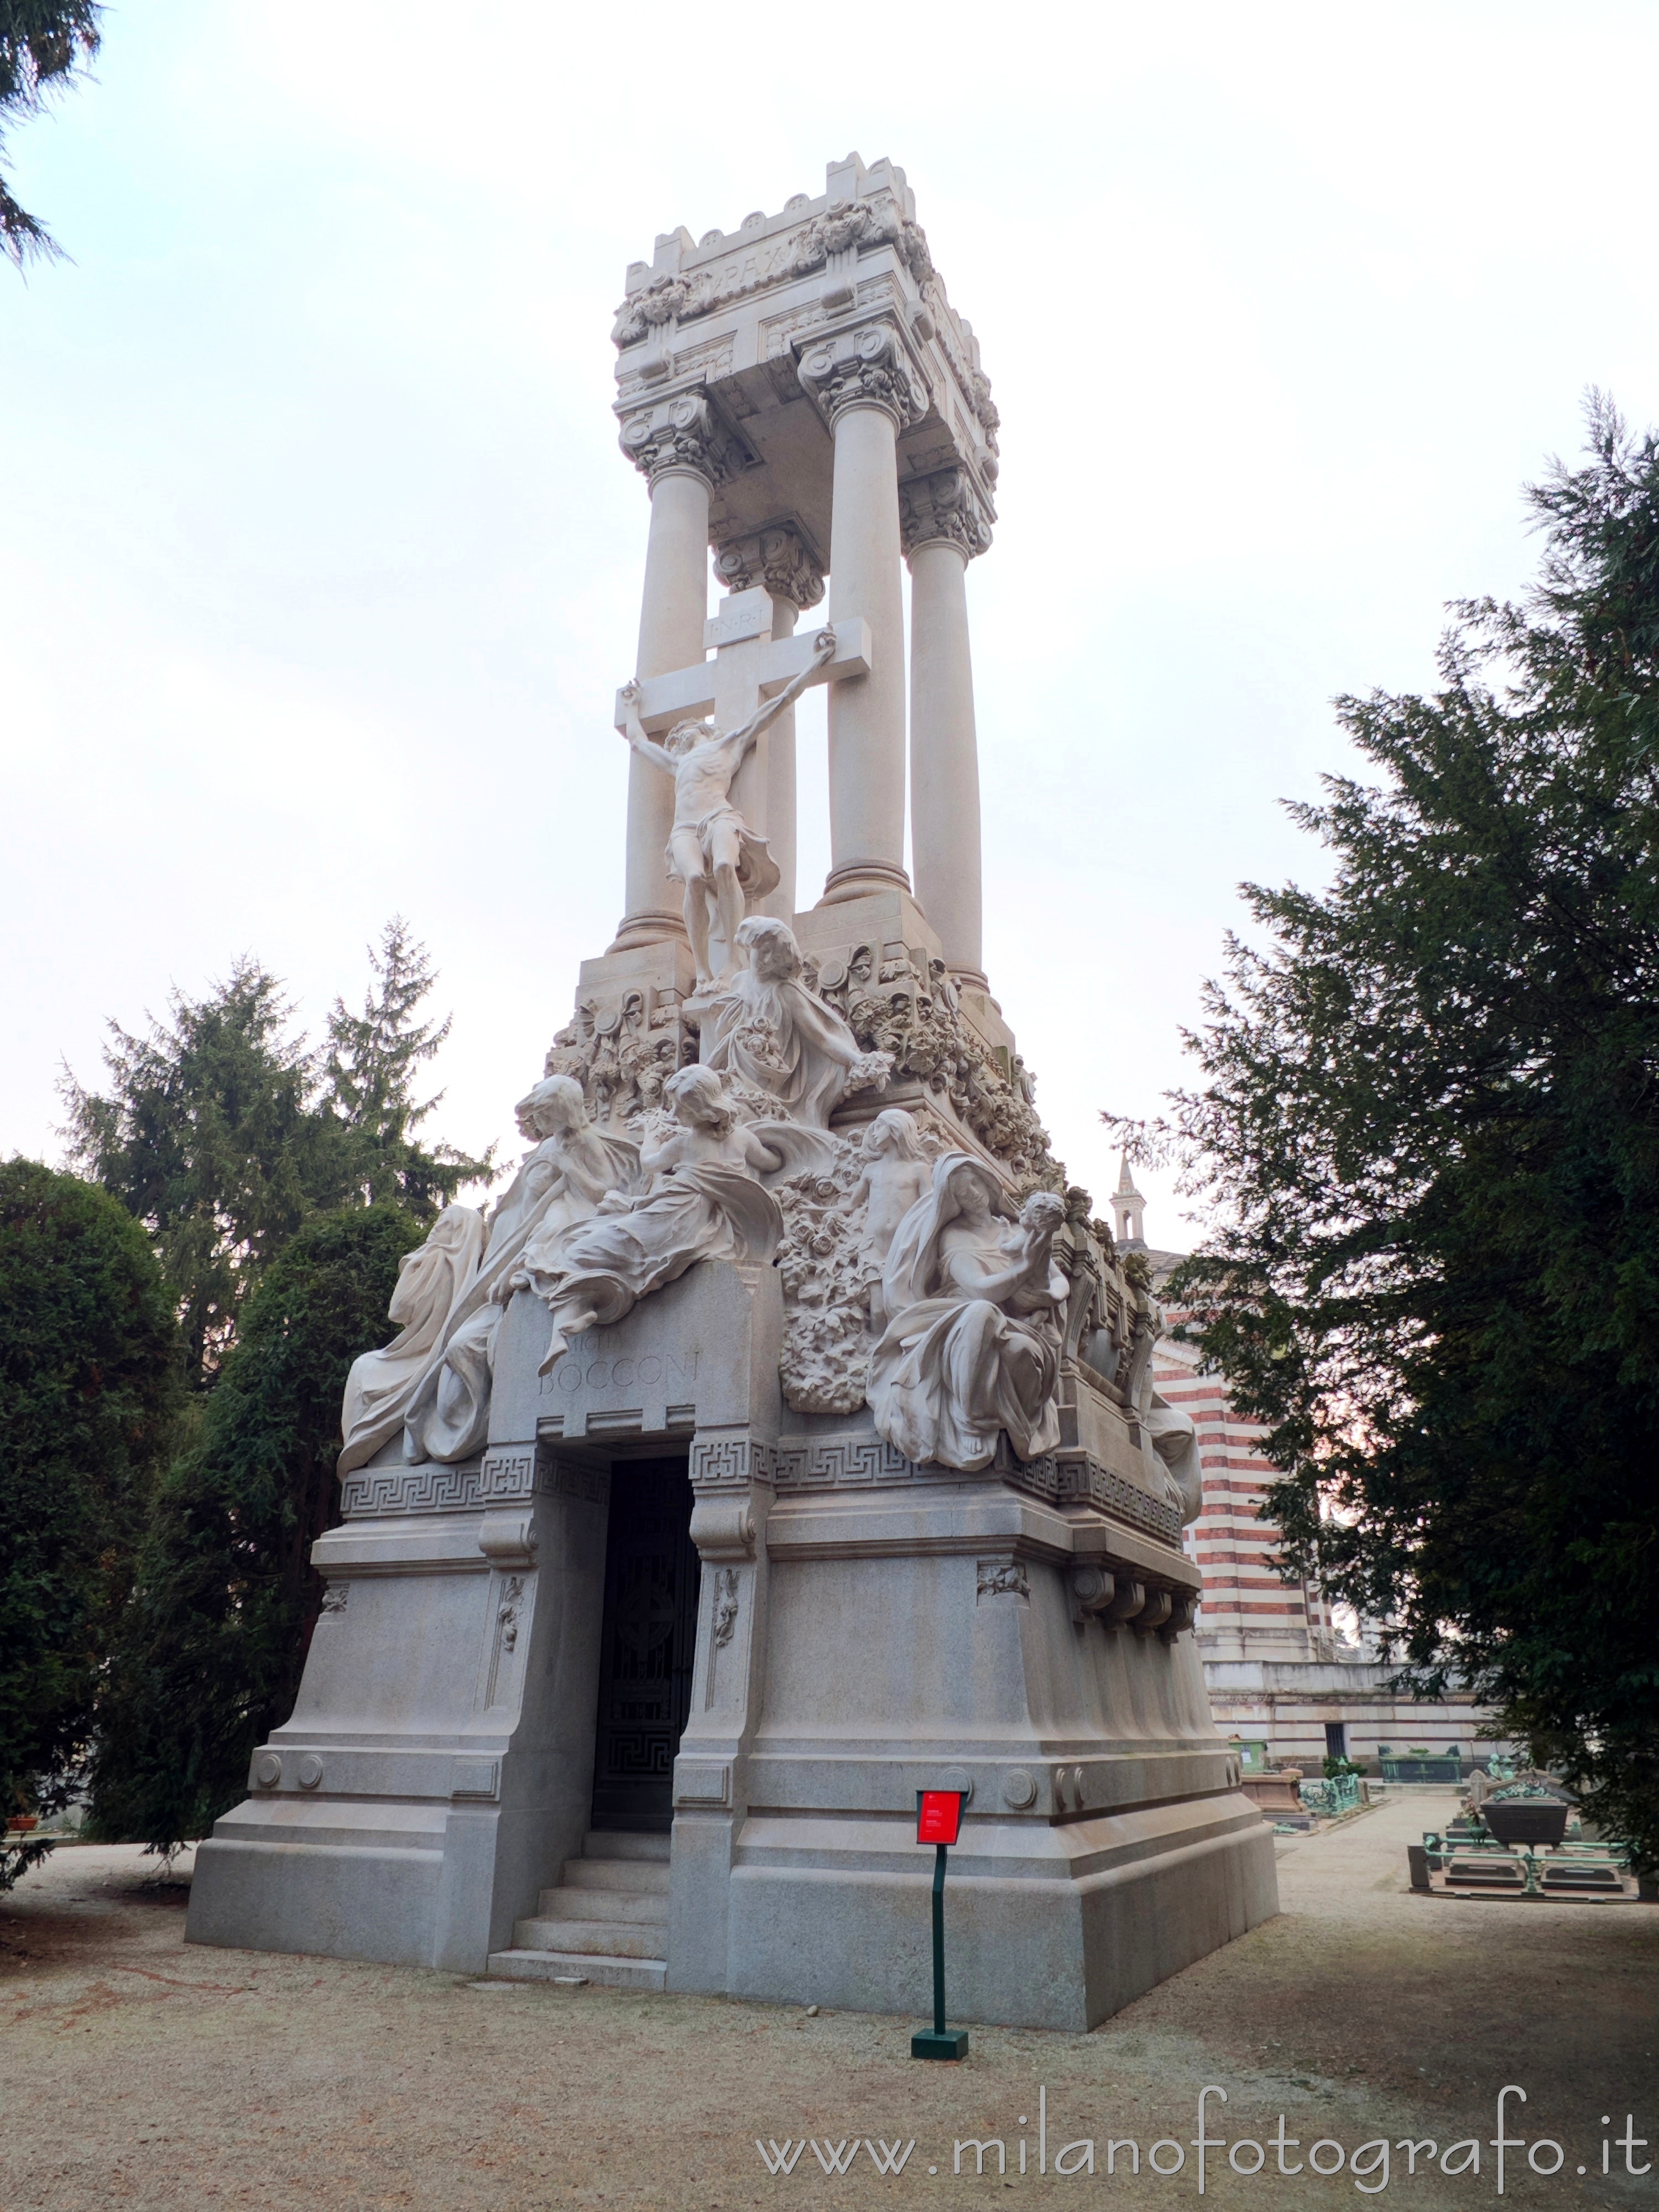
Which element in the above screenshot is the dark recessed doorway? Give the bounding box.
[590,1454,700,1834]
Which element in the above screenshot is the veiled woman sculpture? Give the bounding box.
[700,915,891,1128]
[338,1204,488,1477]
[521,1065,792,1371]
[394,1075,638,1465]
[867,1155,1068,1471]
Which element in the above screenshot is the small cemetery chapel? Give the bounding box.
[186,154,1277,2030]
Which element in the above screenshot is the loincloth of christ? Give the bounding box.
[665,805,782,902]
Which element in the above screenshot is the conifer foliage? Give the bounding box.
[0,1161,180,1890]
[0,1,101,265]
[62,922,491,1390]
[87,1207,424,1853]
[1128,398,1659,1865]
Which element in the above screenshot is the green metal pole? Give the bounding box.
[932,1844,947,2036]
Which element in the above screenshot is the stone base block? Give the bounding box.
[719,1794,1276,2032]
[187,1836,442,1968]
[488,1948,667,1991]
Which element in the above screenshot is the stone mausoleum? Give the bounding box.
[186,155,1277,2031]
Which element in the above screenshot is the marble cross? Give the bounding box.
[613,587,872,738]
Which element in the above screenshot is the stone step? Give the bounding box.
[534,1886,667,1927]
[512,1915,666,1958]
[560,1856,670,1896]
[488,1948,667,1993]
[583,1830,671,1864]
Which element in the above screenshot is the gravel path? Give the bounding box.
[2,1795,1652,2209]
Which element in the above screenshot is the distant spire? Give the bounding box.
[1112,1149,1146,1249]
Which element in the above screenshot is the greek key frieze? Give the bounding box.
[690,1434,778,1490]
[340,1461,484,1520]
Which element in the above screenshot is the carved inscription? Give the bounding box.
[540,1349,700,1397]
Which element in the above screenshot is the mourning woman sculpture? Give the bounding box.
[868,1156,1068,1470]
[400,1074,637,1464]
[699,915,891,1129]
[521,1064,789,1371]
[338,1204,489,1477]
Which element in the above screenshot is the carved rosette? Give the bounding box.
[618,392,743,487]
[712,525,825,610]
[797,324,926,432]
[899,468,993,562]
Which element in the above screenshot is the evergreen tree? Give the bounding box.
[1123,397,1659,1866]
[0,1160,181,1890]
[1,2,102,267]
[87,1205,424,1853]
[62,929,489,1389]
[61,960,351,1389]
[322,917,494,1213]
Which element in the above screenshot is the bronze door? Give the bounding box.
[590,1455,700,1834]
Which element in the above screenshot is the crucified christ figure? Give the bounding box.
[618,627,837,988]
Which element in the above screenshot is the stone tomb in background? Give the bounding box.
[184,154,1277,2031]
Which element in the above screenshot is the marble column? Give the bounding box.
[611,396,734,953]
[713,526,825,924]
[799,326,920,906]
[901,469,993,984]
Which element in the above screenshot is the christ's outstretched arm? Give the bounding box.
[616,679,674,771]
[721,628,837,759]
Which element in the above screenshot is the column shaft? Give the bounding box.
[759,598,799,924]
[822,406,909,903]
[907,538,983,979]
[609,467,709,952]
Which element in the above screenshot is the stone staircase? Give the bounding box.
[488,1831,669,1990]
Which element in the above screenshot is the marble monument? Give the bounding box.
[185,154,1277,2028]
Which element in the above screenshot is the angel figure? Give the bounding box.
[520,1065,811,1371]
[701,915,891,1128]
[618,629,837,988]
[851,1109,934,1272]
[868,1156,1068,1471]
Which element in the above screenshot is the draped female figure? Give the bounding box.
[868,1156,1067,1471]
[403,1075,637,1464]
[338,1204,489,1477]
[520,1065,786,1371]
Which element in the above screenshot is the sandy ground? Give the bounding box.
[1,1794,1654,2211]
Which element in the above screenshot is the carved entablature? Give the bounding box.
[797,322,927,432]
[712,523,825,609]
[618,393,748,488]
[609,156,997,558]
[899,467,993,561]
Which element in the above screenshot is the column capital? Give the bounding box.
[712,524,825,611]
[900,467,994,562]
[618,392,743,488]
[798,321,927,433]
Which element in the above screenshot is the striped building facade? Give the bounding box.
[1112,1160,1496,1772]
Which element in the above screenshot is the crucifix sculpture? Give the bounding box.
[614,588,872,987]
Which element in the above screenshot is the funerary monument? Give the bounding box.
[186,154,1277,2030]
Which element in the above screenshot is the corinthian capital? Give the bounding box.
[797,323,926,432]
[618,392,742,488]
[899,468,994,561]
[712,525,826,611]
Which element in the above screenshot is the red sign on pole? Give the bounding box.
[916,1790,964,1846]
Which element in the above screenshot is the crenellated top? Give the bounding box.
[611,153,997,566]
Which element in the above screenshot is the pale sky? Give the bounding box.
[6,1,1657,1246]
